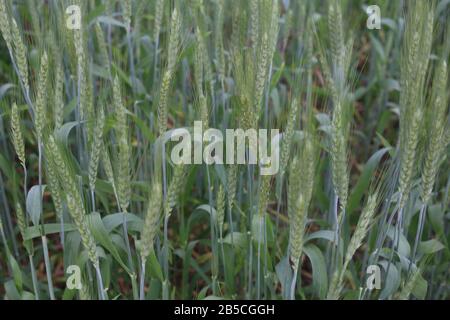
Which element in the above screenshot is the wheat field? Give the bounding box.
[0,0,449,300]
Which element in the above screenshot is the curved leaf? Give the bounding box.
[55,121,85,145]
[26,185,46,226]
[348,147,390,214]
[303,244,328,299]
[379,261,401,300]
[147,250,164,282]
[8,253,23,291]
[86,212,131,274]
[275,255,293,299]
[24,223,76,240]
[102,212,144,233]
[0,83,15,100]
[305,230,336,243]
[418,239,444,255]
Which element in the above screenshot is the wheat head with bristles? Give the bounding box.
[398,0,434,209]
[164,165,187,218]
[15,202,33,256]
[0,0,11,50]
[214,0,225,82]
[113,76,131,213]
[157,8,181,136]
[121,0,132,28]
[226,165,237,213]
[34,52,49,140]
[10,102,26,167]
[288,135,317,272]
[45,159,65,221]
[73,13,88,121]
[88,108,106,194]
[10,18,29,93]
[43,135,99,267]
[280,98,298,176]
[257,175,271,218]
[327,191,378,300]
[216,184,226,235]
[94,22,111,76]
[420,60,448,204]
[53,60,64,129]
[140,180,163,262]
[153,0,164,43]
[330,100,349,212]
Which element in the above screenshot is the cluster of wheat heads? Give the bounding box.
[0,0,449,300]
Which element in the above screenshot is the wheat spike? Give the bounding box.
[44,135,98,266]
[54,60,64,129]
[253,32,270,116]
[214,0,225,81]
[327,192,378,299]
[288,136,317,271]
[328,0,345,72]
[153,0,164,43]
[398,0,434,208]
[167,8,181,74]
[216,184,226,234]
[257,175,271,218]
[157,70,172,136]
[10,102,25,167]
[89,108,106,193]
[249,0,259,50]
[113,76,131,212]
[10,18,29,93]
[45,160,65,221]
[0,0,11,50]
[164,165,187,217]
[121,0,132,28]
[140,180,163,261]
[421,60,448,203]
[227,166,237,212]
[280,98,298,175]
[34,52,49,139]
[95,22,110,76]
[330,101,349,212]
[15,202,33,255]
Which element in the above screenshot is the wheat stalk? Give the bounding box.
[44,134,106,299]
[327,192,378,300]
